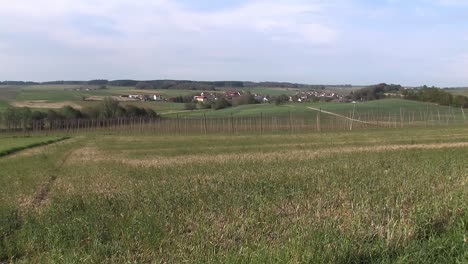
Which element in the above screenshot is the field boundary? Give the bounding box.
[0,137,71,158]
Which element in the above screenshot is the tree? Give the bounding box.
[273,94,290,105]
[403,87,467,107]
[125,105,146,118]
[135,82,155,90]
[61,106,82,119]
[2,107,20,129]
[101,97,121,118]
[47,110,63,121]
[232,93,256,106]
[17,107,32,130]
[184,102,197,110]
[212,98,231,110]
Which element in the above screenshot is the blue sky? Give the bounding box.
[0,0,467,86]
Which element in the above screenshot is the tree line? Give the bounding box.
[1,98,158,130]
[349,84,467,108]
[184,93,292,111]
[349,83,403,101]
[402,86,468,108]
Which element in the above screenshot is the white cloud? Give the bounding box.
[0,0,466,86]
[0,0,336,50]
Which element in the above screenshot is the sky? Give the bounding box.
[0,0,467,86]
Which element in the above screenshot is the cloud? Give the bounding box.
[0,0,466,86]
[0,0,336,50]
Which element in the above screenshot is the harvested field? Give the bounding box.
[12,100,83,109]
[84,96,138,102]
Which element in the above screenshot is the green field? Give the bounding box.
[446,88,468,97]
[173,99,464,119]
[1,86,467,128]
[14,86,198,102]
[0,100,8,112]
[0,127,467,262]
[0,136,67,157]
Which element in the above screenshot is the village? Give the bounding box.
[118,89,344,104]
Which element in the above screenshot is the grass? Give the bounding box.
[0,126,467,263]
[0,136,69,157]
[172,99,465,120]
[446,88,468,96]
[3,84,464,122]
[0,100,9,112]
[14,86,199,102]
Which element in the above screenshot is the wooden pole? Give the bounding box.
[289,111,292,133]
[203,113,207,135]
[350,104,356,131]
[260,112,263,134]
[317,108,321,132]
[437,110,441,125]
[400,107,404,128]
[462,107,466,122]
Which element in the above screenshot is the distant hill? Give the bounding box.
[0,80,353,90]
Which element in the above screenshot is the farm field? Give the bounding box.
[173,99,465,120]
[446,88,468,97]
[0,85,200,116]
[0,126,467,263]
[0,100,8,112]
[0,136,68,157]
[2,85,464,120]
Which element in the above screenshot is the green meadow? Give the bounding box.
[0,100,8,112]
[0,136,68,157]
[173,99,464,120]
[2,85,465,123]
[0,126,467,263]
[447,88,468,97]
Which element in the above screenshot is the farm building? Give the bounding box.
[194,96,208,102]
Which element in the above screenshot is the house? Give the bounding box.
[153,93,162,101]
[194,96,208,102]
[225,91,241,99]
[254,95,269,103]
[201,92,217,100]
[128,94,151,101]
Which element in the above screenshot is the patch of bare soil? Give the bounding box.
[85,96,137,102]
[12,100,83,109]
[19,146,76,213]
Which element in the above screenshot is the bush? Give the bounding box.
[197,102,212,110]
[273,94,290,105]
[232,93,256,106]
[184,102,197,111]
[212,98,231,110]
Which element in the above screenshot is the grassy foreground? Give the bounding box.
[0,136,69,157]
[0,127,467,263]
